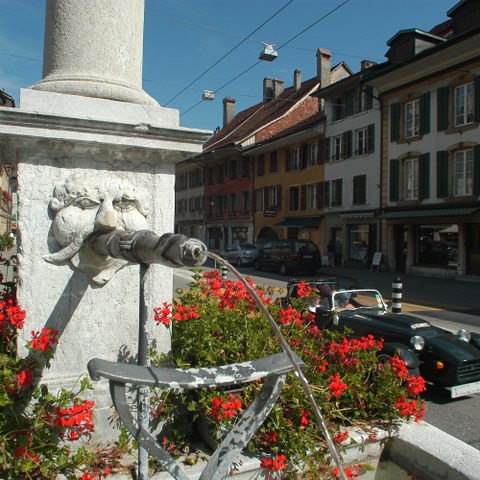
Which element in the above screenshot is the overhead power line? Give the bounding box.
[160,0,295,107]
[180,0,352,118]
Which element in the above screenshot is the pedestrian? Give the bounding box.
[327,241,334,267]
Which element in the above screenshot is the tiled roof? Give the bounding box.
[204,76,320,152]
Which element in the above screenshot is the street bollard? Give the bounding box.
[221,264,228,281]
[392,275,402,313]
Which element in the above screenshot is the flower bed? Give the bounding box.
[150,270,426,479]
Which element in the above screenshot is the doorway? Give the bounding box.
[394,224,407,273]
[466,224,480,275]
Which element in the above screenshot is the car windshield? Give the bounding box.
[332,289,386,311]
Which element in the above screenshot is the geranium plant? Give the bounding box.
[0,254,125,479]
[151,269,426,479]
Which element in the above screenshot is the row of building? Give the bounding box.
[175,0,480,279]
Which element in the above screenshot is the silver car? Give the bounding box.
[220,244,258,267]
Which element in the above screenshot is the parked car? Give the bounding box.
[219,244,258,267]
[254,240,321,275]
[299,283,480,398]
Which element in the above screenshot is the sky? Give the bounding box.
[0,0,456,132]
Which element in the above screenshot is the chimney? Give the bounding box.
[293,69,301,91]
[263,77,274,102]
[316,48,332,88]
[361,59,377,70]
[223,97,236,126]
[273,79,284,98]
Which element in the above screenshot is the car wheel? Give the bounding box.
[236,258,243,268]
[254,259,262,271]
[280,263,288,276]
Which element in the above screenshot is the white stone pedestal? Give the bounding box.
[0,89,211,441]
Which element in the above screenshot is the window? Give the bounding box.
[324,179,343,207]
[257,154,265,176]
[216,164,224,183]
[289,147,301,170]
[289,186,300,211]
[405,99,420,138]
[255,188,265,212]
[331,179,343,206]
[306,184,317,209]
[228,160,237,180]
[391,92,430,141]
[308,143,318,167]
[356,128,368,155]
[228,193,237,215]
[269,151,278,172]
[241,191,250,215]
[454,150,473,196]
[455,82,474,127]
[241,157,251,178]
[332,135,343,161]
[333,97,343,121]
[352,175,366,205]
[415,224,458,268]
[206,167,214,185]
[268,185,280,209]
[404,158,419,200]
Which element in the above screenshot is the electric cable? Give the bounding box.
[161,0,295,107]
[179,0,351,118]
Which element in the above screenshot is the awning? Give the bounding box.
[380,206,480,219]
[274,216,322,228]
[339,210,376,220]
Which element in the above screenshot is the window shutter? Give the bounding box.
[325,137,331,163]
[437,86,449,131]
[324,181,330,207]
[365,85,373,110]
[316,182,324,209]
[367,124,375,153]
[301,144,308,169]
[343,130,353,158]
[252,190,257,213]
[300,185,307,210]
[389,159,400,201]
[419,153,430,199]
[317,137,325,165]
[474,145,480,195]
[474,76,480,123]
[285,149,291,172]
[420,92,431,134]
[277,185,282,209]
[436,151,449,198]
[390,102,400,141]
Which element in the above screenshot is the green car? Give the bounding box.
[285,278,480,398]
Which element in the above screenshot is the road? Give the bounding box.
[172,264,480,452]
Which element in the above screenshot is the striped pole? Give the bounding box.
[392,275,402,313]
[221,264,228,281]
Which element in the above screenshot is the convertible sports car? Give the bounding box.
[284,279,480,398]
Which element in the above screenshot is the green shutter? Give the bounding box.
[437,86,449,131]
[389,159,399,201]
[367,124,375,153]
[436,150,449,198]
[419,153,430,199]
[474,76,480,123]
[474,145,480,195]
[343,130,353,158]
[345,90,354,116]
[325,137,331,163]
[390,103,400,141]
[324,181,330,207]
[420,92,430,134]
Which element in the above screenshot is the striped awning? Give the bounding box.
[380,206,480,219]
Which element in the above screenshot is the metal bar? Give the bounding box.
[138,263,151,480]
[207,252,349,480]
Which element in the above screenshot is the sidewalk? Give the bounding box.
[317,265,480,315]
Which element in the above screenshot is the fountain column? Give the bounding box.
[0,0,211,443]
